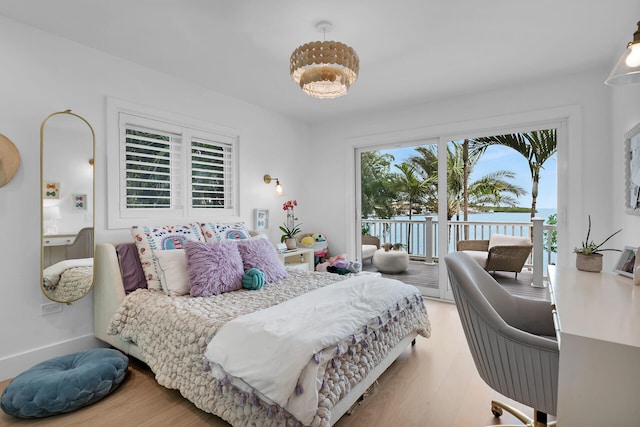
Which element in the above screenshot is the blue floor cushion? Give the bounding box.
[1,348,128,418]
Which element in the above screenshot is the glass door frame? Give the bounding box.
[353,138,450,300]
[348,106,576,302]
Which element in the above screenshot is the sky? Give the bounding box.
[378,143,557,209]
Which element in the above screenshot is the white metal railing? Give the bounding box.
[362,216,557,287]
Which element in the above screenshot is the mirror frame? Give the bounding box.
[625,120,640,216]
[40,109,96,304]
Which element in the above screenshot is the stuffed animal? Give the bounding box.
[312,233,327,243]
[298,232,329,264]
[300,235,316,246]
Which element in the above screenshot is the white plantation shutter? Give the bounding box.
[114,111,237,223]
[123,125,181,209]
[190,135,234,209]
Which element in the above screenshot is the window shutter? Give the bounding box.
[110,104,238,227]
[121,123,182,209]
[190,136,233,209]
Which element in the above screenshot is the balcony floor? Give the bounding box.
[362,259,549,300]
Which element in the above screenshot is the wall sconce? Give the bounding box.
[605,20,640,85]
[263,174,283,194]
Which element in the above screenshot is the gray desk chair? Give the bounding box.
[444,252,558,427]
[66,227,94,259]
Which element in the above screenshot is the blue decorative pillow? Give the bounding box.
[242,268,265,290]
[0,348,128,418]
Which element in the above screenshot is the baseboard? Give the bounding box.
[0,334,108,381]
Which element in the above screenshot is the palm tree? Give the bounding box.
[360,151,398,221]
[468,129,557,220]
[394,162,431,252]
[409,143,526,221]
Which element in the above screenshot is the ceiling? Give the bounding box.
[1,1,639,125]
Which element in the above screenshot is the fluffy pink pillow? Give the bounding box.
[236,238,287,283]
[184,240,244,296]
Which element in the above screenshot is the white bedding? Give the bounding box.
[205,275,423,425]
[43,257,93,290]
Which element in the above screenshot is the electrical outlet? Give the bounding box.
[41,302,62,316]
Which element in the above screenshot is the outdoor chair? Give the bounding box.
[444,251,558,426]
[456,234,532,278]
[362,235,380,264]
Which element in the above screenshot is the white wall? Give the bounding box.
[611,84,640,249]
[308,69,619,271]
[0,16,310,380]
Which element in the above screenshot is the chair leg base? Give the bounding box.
[488,400,556,427]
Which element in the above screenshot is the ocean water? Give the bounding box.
[391,207,556,224]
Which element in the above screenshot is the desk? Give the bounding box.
[548,266,640,425]
[43,233,78,267]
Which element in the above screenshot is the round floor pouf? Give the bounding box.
[1,348,128,418]
[373,249,410,273]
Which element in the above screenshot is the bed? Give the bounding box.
[43,257,94,301]
[94,239,430,426]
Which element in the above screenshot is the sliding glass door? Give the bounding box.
[355,138,452,299]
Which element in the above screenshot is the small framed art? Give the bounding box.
[72,194,87,210]
[614,246,637,278]
[254,208,269,230]
[44,182,59,199]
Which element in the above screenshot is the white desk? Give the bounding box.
[43,233,77,267]
[548,266,640,426]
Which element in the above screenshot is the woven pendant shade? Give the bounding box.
[290,23,359,99]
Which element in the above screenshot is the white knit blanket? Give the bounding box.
[43,257,93,290]
[205,275,422,425]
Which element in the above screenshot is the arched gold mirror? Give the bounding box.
[40,110,95,304]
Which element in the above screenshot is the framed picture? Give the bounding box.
[44,182,59,199]
[72,194,87,210]
[614,246,637,278]
[253,208,269,231]
[624,121,640,215]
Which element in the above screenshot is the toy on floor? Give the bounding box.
[316,253,362,275]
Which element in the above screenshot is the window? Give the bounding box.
[107,99,238,228]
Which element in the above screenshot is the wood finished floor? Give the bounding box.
[0,301,540,427]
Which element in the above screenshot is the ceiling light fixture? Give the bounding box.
[605,20,640,85]
[290,21,359,99]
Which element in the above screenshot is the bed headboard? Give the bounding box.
[93,243,145,361]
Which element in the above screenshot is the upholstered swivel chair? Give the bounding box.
[444,252,558,427]
[66,227,94,259]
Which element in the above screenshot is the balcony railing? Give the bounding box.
[362,216,556,287]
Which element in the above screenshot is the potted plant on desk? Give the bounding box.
[573,215,622,272]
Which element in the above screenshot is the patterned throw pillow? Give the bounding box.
[200,222,251,242]
[131,223,205,291]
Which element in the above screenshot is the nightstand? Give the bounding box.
[278,248,315,272]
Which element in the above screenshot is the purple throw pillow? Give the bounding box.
[236,238,287,283]
[116,243,147,293]
[184,240,244,297]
